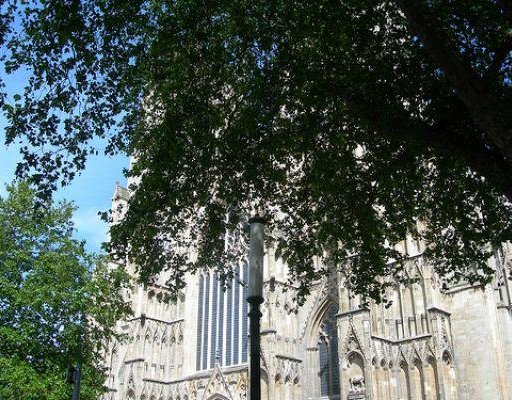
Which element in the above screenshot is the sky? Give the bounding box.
[0,133,128,253]
[0,134,129,254]
[0,70,129,254]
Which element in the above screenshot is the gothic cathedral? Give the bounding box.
[103,185,512,400]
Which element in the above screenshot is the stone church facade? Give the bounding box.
[103,185,512,400]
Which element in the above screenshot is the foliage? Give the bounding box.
[1,1,512,300]
[0,182,130,400]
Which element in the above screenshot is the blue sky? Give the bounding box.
[0,131,129,254]
[0,70,129,254]
[0,135,129,253]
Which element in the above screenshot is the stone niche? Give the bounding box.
[347,374,366,400]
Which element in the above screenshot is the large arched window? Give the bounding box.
[196,264,248,371]
[318,305,340,398]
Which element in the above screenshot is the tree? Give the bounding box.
[1,1,511,300]
[0,182,130,400]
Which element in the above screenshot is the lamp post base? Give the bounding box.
[247,295,264,400]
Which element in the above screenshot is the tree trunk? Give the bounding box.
[396,0,512,169]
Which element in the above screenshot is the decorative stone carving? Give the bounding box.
[102,224,512,400]
[234,373,248,400]
[202,364,233,400]
[341,322,364,357]
[274,355,301,385]
[349,375,365,391]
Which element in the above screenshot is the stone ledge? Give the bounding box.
[370,333,432,344]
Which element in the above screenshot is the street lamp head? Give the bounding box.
[248,218,265,300]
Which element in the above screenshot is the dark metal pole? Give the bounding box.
[247,217,265,400]
[71,310,84,400]
[248,296,263,400]
[71,362,82,400]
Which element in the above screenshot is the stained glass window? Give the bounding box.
[196,265,249,370]
[319,305,341,398]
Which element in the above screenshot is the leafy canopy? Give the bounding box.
[1,1,512,300]
[0,182,130,400]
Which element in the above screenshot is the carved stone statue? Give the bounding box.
[349,375,365,392]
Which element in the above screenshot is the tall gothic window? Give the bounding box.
[319,305,341,398]
[196,264,248,371]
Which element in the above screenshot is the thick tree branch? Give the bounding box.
[391,124,512,202]
[402,121,512,202]
[396,0,512,169]
[384,116,512,202]
[336,84,512,202]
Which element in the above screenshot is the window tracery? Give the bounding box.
[318,304,340,398]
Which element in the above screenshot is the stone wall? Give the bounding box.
[102,189,512,400]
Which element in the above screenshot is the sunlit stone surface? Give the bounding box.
[102,185,512,400]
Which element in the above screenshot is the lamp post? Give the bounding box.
[68,311,84,400]
[71,362,82,400]
[247,216,265,400]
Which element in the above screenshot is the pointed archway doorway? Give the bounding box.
[303,294,341,400]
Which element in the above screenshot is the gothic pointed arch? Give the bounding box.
[410,358,424,399]
[302,290,341,399]
[442,350,457,400]
[342,351,366,399]
[127,369,136,392]
[141,384,148,400]
[424,355,439,400]
[397,360,409,400]
[304,288,338,344]
[341,320,364,356]
[160,327,169,343]
[396,346,408,366]
[413,257,425,277]
[153,326,161,344]
[201,363,233,400]
[143,326,153,359]
[300,280,337,341]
